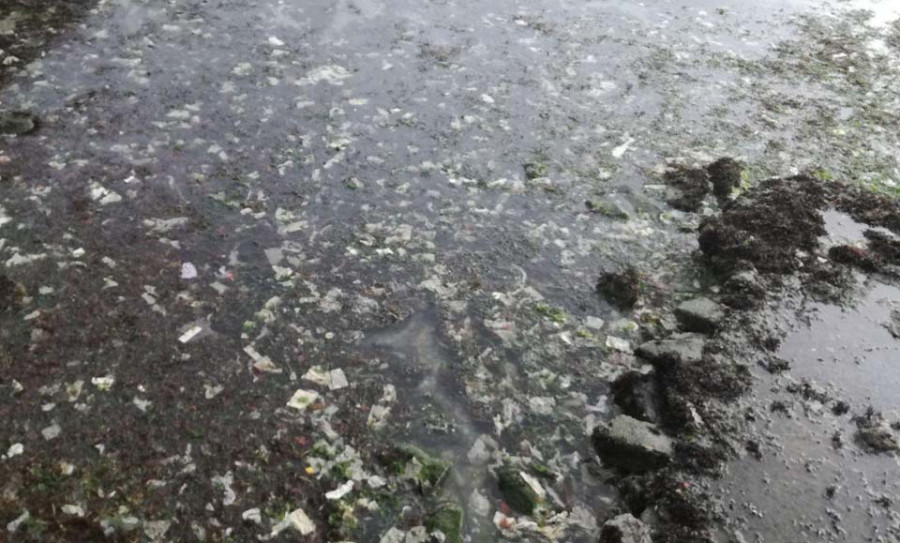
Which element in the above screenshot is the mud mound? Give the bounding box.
[698,175,828,274]
[833,185,900,233]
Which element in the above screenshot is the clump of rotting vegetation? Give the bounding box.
[663,166,711,212]
[662,157,743,212]
[699,172,900,285]
[706,157,742,202]
[597,267,643,310]
[698,175,828,274]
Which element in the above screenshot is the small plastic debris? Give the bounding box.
[287,389,319,410]
[245,345,281,373]
[61,504,85,517]
[302,366,348,390]
[178,325,203,344]
[144,520,171,541]
[42,423,61,440]
[205,384,224,399]
[6,510,30,533]
[92,375,115,390]
[367,404,390,428]
[289,507,316,535]
[211,472,237,505]
[4,443,24,459]
[181,262,198,279]
[242,508,262,524]
[325,480,354,500]
[606,336,632,352]
[133,397,152,412]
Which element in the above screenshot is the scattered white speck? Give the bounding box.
[178,325,203,344]
[61,504,85,517]
[612,137,635,159]
[268,36,285,46]
[6,510,30,533]
[181,262,198,279]
[133,397,152,412]
[286,389,318,410]
[289,507,316,535]
[4,443,24,459]
[92,375,115,391]
[42,423,61,440]
[325,480,354,500]
[242,508,262,524]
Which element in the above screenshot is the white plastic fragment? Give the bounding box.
[181,262,198,279]
[92,375,115,390]
[242,508,262,524]
[178,325,203,344]
[4,443,24,459]
[302,366,348,390]
[133,397,152,412]
[612,137,635,159]
[205,384,224,399]
[6,510,30,533]
[286,389,318,410]
[528,396,556,416]
[289,507,316,535]
[245,345,280,373]
[585,316,605,330]
[325,480,354,500]
[367,405,390,428]
[328,369,349,390]
[519,471,547,499]
[211,472,236,506]
[606,336,631,352]
[144,520,171,541]
[62,504,85,517]
[42,423,61,440]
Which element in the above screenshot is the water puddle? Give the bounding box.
[362,311,497,540]
[778,280,900,407]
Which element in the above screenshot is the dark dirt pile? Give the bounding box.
[595,164,900,543]
[698,175,828,274]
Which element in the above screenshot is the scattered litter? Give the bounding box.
[178,325,203,344]
[606,336,632,352]
[42,423,61,440]
[133,397,152,412]
[325,480,354,500]
[287,389,319,410]
[204,384,224,399]
[242,508,262,524]
[245,345,281,373]
[302,366,349,390]
[181,262,198,279]
[61,504,85,517]
[4,443,24,459]
[92,375,115,390]
[211,471,237,506]
[6,510,30,533]
[367,405,390,428]
[289,507,316,535]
